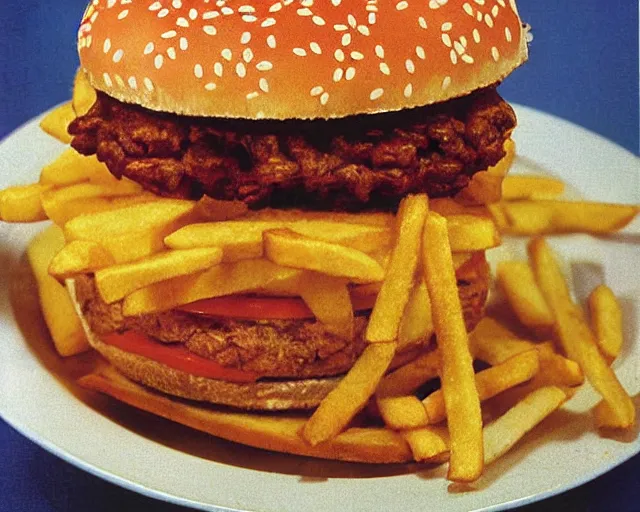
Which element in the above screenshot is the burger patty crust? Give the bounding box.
[69,88,515,210]
[73,255,489,379]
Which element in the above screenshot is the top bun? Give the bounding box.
[77,0,527,120]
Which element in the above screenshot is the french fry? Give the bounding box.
[497,261,554,331]
[376,349,441,398]
[263,228,384,282]
[95,247,224,304]
[165,220,392,261]
[123,259,301,316]
[247,208,394,228]
[26,226,89,356]
[48,240,115,279]
[501,175,565,200]
[39,102,75,143]
[0,183,51,222]
[366,194,429,342]
[298,273,354,340]
[90,227,168,264]
[377,395,429,430]
[528,237,635,429]
[422,212,483,482]
[42,194,156,226]
[423,350,540,424]
[493,200,638,235]
[403,426,450,462]
[457,139,515,204]
[72,68,97,117]
[483,386,567,464]
[588,284,623,361]
[39,148,112,186]
[445,215,501,251]
[429,198,490,217]
[41,180,143,213]
[64,199,195,241]
[302,342,396,446]
[397,279,433,350]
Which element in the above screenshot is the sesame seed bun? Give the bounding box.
[77,0,528,120]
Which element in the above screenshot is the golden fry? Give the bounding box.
[39,102,75,143]
[377,395,429,430]
[588,284,623,361]
[528,237,635,429]
[457,139,515,204]
[397,279,434,350]
[501,175,565,200]
[298,273,354,340]
[376,349,441,398]
[445,215,501,251]
[39,148,111,186]
[0,183,51,222]
[72,68,97,117]
[422,212,483,482]
[302,342,396,446]
[403,427,450,462]
[366,194,429,342]
[48,240,115,279]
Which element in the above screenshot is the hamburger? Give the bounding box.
[60,0,528,412]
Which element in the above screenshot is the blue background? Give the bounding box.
[0,1,638,511]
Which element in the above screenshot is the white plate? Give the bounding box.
[0,106,638,512]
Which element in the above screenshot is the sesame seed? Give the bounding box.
[405,59,415,73]
[128,76,137,89]
[236,62,247,78]
[293,48,307,56]
[351,51,364,61]
[301,0,313,7]
[463,3,473,16]
[221,7,233,15]
[441,22,452,31]
[396,1,408,10]
[370,88,384,100]
[404,83,413,98]
[369,12,376,24]
[428,0,439,8]
[214,62,223,77]
[107,0,116,7]
[358,25,370,36]
[103,72,113,87]
[331,0,342,5]
[143,77,154,91]
[310,42,322,54]
[310,86,323,96]
[112,49,124,63]
[345,67,356,80]
[342,33,351,46]
[243,48,254,63]
[450,50,458,64]
[256,60,273,71]
[259,78,269,92]
[239,5,256,13]
[485,14,494,28]
[261,17,276,28]
[497,0,505,6]
[505,27,512,42]
[149,2,161,11]
[473,28,480,43]
[462,54,474,64]
[492,46,500,61]
[334,49,345,62]
[416,46,426,59]
[316,91,329,106]
[461,36,468,47]
[348,14,356,28]
[312,16,326,26]
[441,33,452,47]
[246,92,259,100]
[154,54,163,69]
[418,16,428,29]
[103,38,111,53]
[241,31,251,44]
[144,42,154,55]
[189,8,198,20]
[379,62,390,75]
[269,2,282,12]
[334,24,348,31]
[180,37,188,51]
[473,0,485,4]
[117,9,128,19]
[267,35,276,48]
[454,41,465,54]
[202,11,219,19]
[162,30,177,39]
[476,11,482,21]
[333,67,344,82]
[442,76,451,90]
[194,64,203,78]
[492,5,499,17]
[158,8,169,18]
[205,82,217,91]
[167,47,176,60]
[297,7,312,16]
[221,48,232,61]
[375,44,384,59]
[203,25,217,36]
[172,0,182,8]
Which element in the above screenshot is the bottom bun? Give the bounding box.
[79,365,416,463]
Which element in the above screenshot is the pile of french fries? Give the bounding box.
[1,75,638,484]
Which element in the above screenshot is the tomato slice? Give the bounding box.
[102,331,258,383]
[178,293,377,320]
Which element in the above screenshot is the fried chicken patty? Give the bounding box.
[69,88,515,210]
[73,254,489,379]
